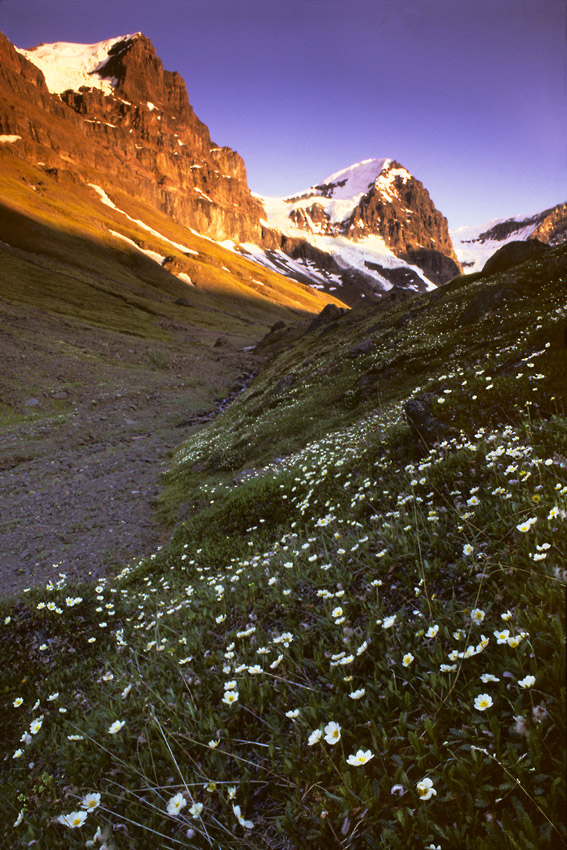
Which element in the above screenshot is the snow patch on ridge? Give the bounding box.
[238,243,344,291]
[110,230,166,266]
[375,166,412,201]
[319,158,392,199]
[18,34,140,95]
[89,184,199,256]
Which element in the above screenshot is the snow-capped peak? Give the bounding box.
[260,157,411,232]
[17,34,141,95]
[257,157,439,297]
[316,158,392,199]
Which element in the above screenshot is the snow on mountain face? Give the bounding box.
[238,233,434,303]
[320,158,392,198]
[451,203,567,273]
[258,158,459,302]
[451,217,539,274]
[17,34,140,95]
[273,158,408,231]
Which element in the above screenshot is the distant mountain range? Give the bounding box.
[1,30,565,309]
[450,203,567,274]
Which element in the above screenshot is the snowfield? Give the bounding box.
[17,34,140,95]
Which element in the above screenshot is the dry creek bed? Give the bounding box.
[0,362,257,599]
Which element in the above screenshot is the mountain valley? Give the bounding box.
[0,28,565,850]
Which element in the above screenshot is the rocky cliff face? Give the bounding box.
[295,160,457,259]
[473,204,567,247]
[0,31,265,243]
[0,31,463,304]
[522,204,567,246]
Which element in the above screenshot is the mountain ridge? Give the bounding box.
[1,31,266,244]
[451,202,567,273]
[1,31,463,306]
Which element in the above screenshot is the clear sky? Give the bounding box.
[1,0,565,227]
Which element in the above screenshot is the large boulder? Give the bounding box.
[404,394,448,448]
[347,339,374,358]
[308,303,348,332]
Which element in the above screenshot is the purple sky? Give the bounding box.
[1,0,565,227]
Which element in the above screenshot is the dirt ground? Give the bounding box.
[0,310,260,598]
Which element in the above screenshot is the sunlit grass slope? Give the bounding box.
[0,150,346,320]
[1,246,566,848]
[0,151,346,427]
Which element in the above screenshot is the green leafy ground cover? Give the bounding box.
[1,247,566,848]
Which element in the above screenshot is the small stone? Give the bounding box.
[347,339,374,358]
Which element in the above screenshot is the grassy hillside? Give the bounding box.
[1,246,566,848]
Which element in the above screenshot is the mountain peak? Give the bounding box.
[1,29,266,243]
[17,31,200,129]
[259,156,460,294]
[17,34,142,95]
[315,157,393,200]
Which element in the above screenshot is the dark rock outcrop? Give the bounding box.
[308,303,348,332]
[347,339,374,358]
[481,240,550,277]
[400,248,461,286]
[273,373,296,395]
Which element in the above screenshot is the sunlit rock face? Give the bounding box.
[0,31,265,243]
